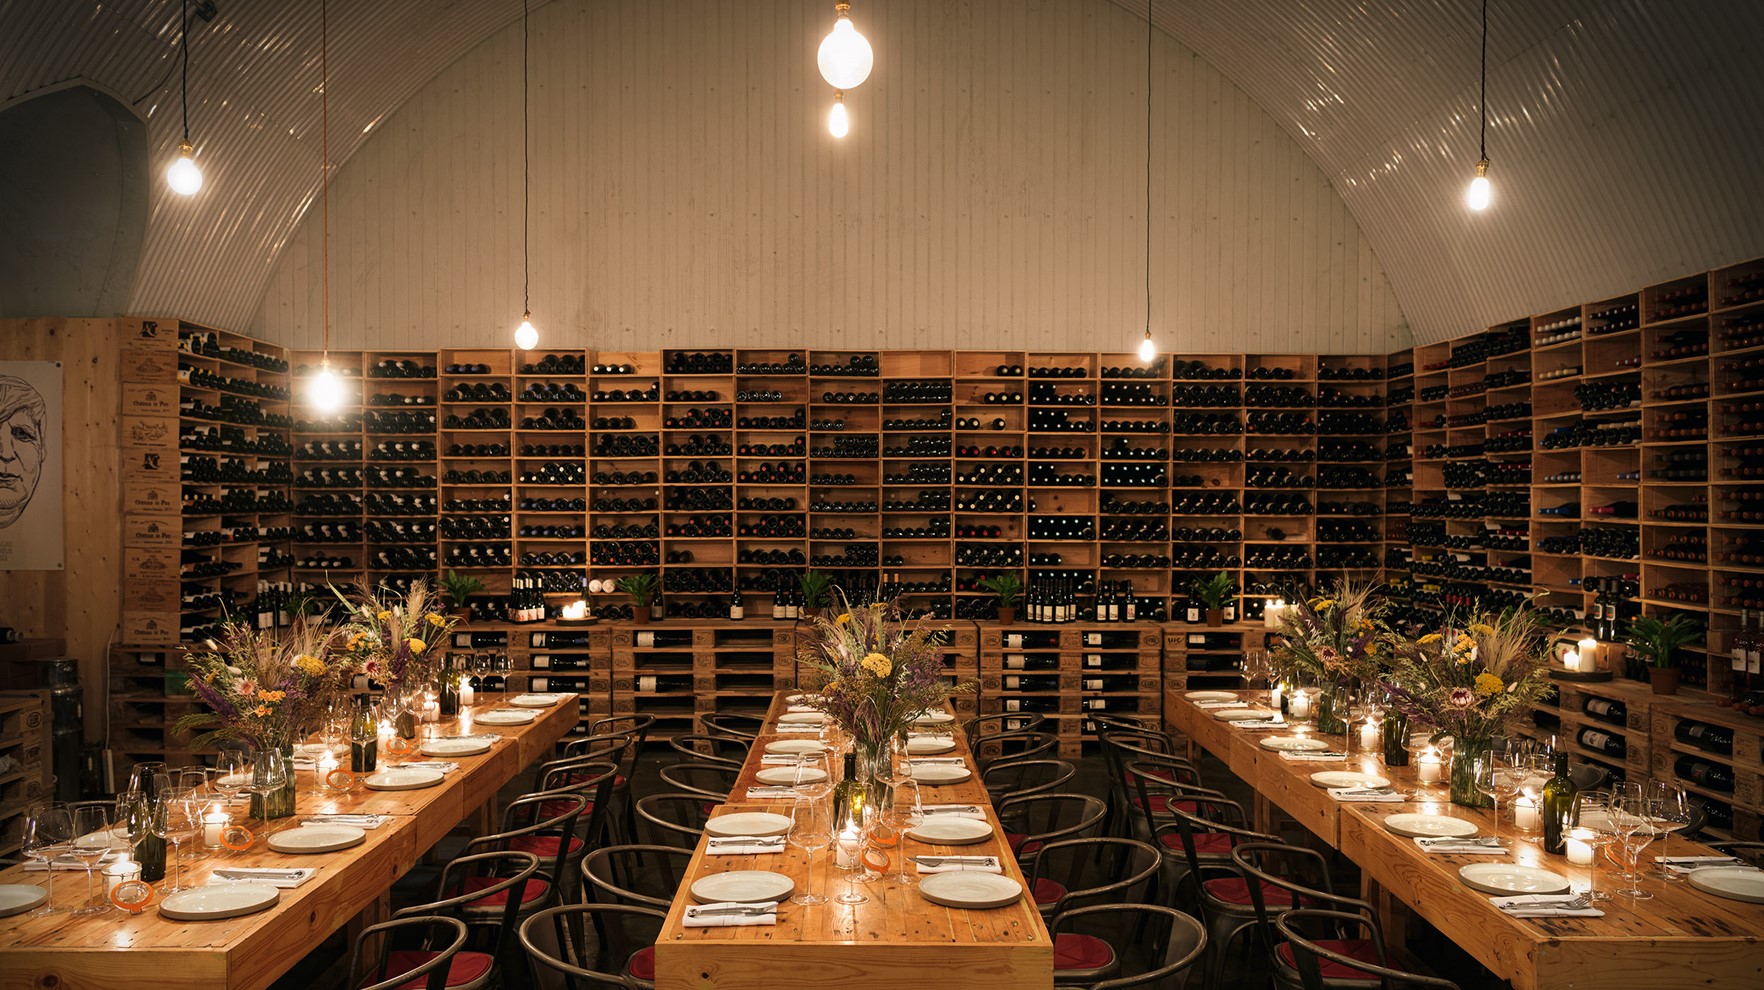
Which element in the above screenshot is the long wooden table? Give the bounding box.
[0,694,576,990]
[1164,687,1764,990]
[653,693,1053,990]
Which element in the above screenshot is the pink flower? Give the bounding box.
[236,678,259,699]
[1448,687,1476,708]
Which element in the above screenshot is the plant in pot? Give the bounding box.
[799,569,832,619]
[977,571,1025,624]
[1193,570,1235,627]
[616,573,661,624]
[1626,613,1703,695]
[440,569,483,621]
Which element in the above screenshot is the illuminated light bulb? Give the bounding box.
[817,5,874,90]
[514,311,539,350]
[828,93,850,138]
[166,140,203,196]
[1138,330,1156,363]
[1465,158,1491,211]
[308,362,345,413]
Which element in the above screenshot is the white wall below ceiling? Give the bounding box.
[251,0,1406,356]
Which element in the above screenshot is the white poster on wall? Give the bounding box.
[0,361,63,570]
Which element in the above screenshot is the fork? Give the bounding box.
[689,905,777,916]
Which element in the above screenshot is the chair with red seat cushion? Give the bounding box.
[1276,910,1459,990]
[1142,797,1278,987]
[1094,725,1188,838]
[1027,837,1160,921]
[1105,740,1202,842]
[528,759,619,907]
[394,851,541,989]
[1127,763,1265,902]
[1231,842,1389,990]
[460,794,587,924]
[982,758,1076,806]
[589,715,656,845]
[374,949,493,990]
[1050,903,1208,989]
[349,916,470,990]
[520,903,667,990]
[996,792,1107,871]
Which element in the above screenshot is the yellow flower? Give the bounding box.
[407,638,427,654]
[427,614,446,627]
[1417,633,1442,646]
[1312,598,1337,611]
[295,654,326,676]
[836,613,852,626]
[252,705,271,716]
[377,610,392,622]
[1474,673,1504,696]
[861,652,892,677]
[1454,637,1476,653]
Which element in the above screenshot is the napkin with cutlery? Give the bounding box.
[302,814,391,829]
[705,835,787,856]
[1414,836,1507,855]
[785,705,818,713]
[745,786,803,799]
[1656,855,1747,874]
[209,866,318,889]
[1491,893,1603,918]
[760,754,818,766]
[920,804,987,820]
[913,855,1001,874]
[388,761,461,774]
[1327,787,1406,803]
[1279,751,1348,762]
[1194,701,1248,709]
[775,724,822,734]
[909,757,966,767]
[683,900,779,927]
[1231,719,1288,730]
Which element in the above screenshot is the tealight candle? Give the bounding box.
[1514,796,1539,831]
[1563,650,1580,672]
[1359,720,1380,752]
[104,857,141,896]
[1417,748,1443,784]
[459,680,475,706]
[1566,827,1595,865]
[835,825,861,869]
[1289,691,1312,720]
[203,806,228,848]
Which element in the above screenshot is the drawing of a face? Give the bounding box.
[0,376,47,528]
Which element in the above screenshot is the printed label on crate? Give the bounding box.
[122,383,178,417]
[121,611,180,644]
[120,345,179,383]
[123,318,177,349]
[122,448,177,486]
[122,479,176,513]
[122,415,176,451]
[123,514,180,549]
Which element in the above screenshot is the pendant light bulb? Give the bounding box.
[828,92,850,138]
[817,5,873,90]
[1137,330,1156,363]
[514,311,539,351]
[166,140,203,196]
[308,361,345,413]
[1466,158,1491,211]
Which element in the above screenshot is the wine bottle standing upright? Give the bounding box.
[438,655,460,718]
[1540,752,1577,855]
[351,694,379,773]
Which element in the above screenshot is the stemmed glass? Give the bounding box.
[833,816,872,905]
[1573,789,1619,902]
[1609,787,1659,899]
[792,751,834,803]
[787,797,831,906]
[1473,753,1523,839]
[152,788,202,892]
[115,791,153,862]
[68,804,114,915]
[1644,780,1693,882]
[877,776,925,886]
[21,802,71,916]
[1514,754,1552,837]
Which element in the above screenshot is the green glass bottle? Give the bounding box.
[1382,709,1410,766]
[132,765,167,883]
[831,751,865,829]
[438,656,460,718]
[350,694,379,773]
[1540,752,1577,855]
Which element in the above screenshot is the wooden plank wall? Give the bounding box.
[0,317,124,740]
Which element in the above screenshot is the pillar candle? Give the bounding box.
[1563,650,1580,672]
[1514,797,1539,831]
[1577,637,1598,671]
[1417,749,1443,784]
[203,807,228,847]
[835,825,861,868]
[1359,720,1380,752]
[104,857,141,896]
[1289,691,1312,720]
[1269,684,1284,709]
[460,680,475,706]
[1566,828,1594,865]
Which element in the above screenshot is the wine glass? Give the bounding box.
[1572,789,1618,902]
[1473,753,1522,840]
[1405,733,1446,798]
[1514,754,1552,836]
[21,802,71,916]
[152,788,202,892]
[246,749,291,834]
[68,804,113,915]
[115,791,153,859]
[787,797,830,906]
[878,777,925,886]
[1644,779,1693,882]
[833,816,872,905]
[1609,788,1659,899]
[792,751,834,802]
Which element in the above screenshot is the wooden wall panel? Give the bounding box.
[252,0,1407,357]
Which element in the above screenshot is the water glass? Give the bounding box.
[787,797,831,906]
[68,804,113,915]
[21,802,72,916]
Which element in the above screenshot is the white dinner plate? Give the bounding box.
[1382,813,1479,839]
[913,711,956,726]
[1687,866,1764,904]
[908,818,995,845]
[509,693,567,708]
[906,736,957,756]
[293,742,331,758]
[911,764,973,785]
[785,694,820,705]
[778,712,824,724]
[1259,736,1331,752]
[420,736,494,757]
[785,705,818,713]
[1184,691,1239,702]
[763,739,828,756]
[267,824,367,854]
[158,883,281,921]
[704,812,794,839]
[755,766,828,785]
[918,872,1023,909]
[363,767,447,791]
[1458,863,1570,896]
[1310,771,1391,789]
[1214,708,1276,722]
[689,870,795,904]
[473,709,537,726]
[0,884,47,918]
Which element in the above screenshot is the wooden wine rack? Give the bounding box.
[0,690,52,858]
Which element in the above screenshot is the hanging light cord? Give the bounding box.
[1143,0,1152,335]
[523,0,531,317]
[179,0,191,141]
[1478,0,1487,160]
[321,0,331,359]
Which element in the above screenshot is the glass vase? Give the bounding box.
[1450,736,1492,808]
[249,748,298,821]
[1314,684,1348,735]
[1382,710,1410,766]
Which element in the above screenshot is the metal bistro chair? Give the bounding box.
[634,792,717,849]
[657,762,741,801]
[348,916,470,990]
[1025,836,1161,920]
[668,733,751,768]
[587,714,655,843]
[582,844,696,910]
[982,758,1078,805]
[520,903,667,990]
[453,792,588,929]
[1233,841,1386,990]
[526,760,620,908]
[1098,729,1200,839]
[699,712,766,740]
[1049,903,1208,989]
[1276,910,1461,990]
[385,851,541,988]
[963,711,1049,739]
[970,729,1063,774]
[996,792,1108,869]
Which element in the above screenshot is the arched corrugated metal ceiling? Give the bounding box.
[4,1,1761,346]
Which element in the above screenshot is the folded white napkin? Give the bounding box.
[745,786,802,799]
[208,867,318,889]
[775,724,821,734]
[915,855,1001,874]
[1492,893,1603,918]
[1195,701,1248,709]
[1413,837,1506,855]
[1657,855,1745,874]
[683,900,779,927]
[920,804,987,820]
[909,757,965,766]
[1232,720,1289,730]
[1279,751,1347,762]
[301,814,391,829]
[760,754,813,766]
[705,836,787,856]
[785,705,818,713]
[388,761,461,774]
[1327,788,1405,803]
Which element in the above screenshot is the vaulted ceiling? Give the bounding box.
[4,0,1760,346]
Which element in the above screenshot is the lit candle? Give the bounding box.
[1264,599,1284,630]
[1566,827,1594,866]
[1270,683,1284,709]
[1359,719,1380,752]
[104,857,141,896]
[1578,636,1598,671]
[1289,691,1312,720]
[422,696,440,722]
[1514,796,1539,831]
[835,825,861,869]
[460,680,475,707]
[562,599,588,620]
[203,806,229,847]
[1417,748,1443,784]
[1563,650,1580,672]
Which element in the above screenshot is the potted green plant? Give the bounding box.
[1193,570,1235,627]
[1625,613,1703,695]
[616,573,661,624]
[977,571,1024,624]
[799,569,832,619]
[440,569,484,621]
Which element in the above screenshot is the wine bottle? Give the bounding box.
[831,751,865,828]
[350,694,379,773]
[438,656,460,718]
[1540,752,1577,855]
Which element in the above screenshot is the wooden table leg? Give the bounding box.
[1360,873,1410,953]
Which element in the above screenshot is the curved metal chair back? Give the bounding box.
[657,762,740,800]
[634,792,716,848]
[560,731,633,766]
[699,712,765,740]
[395,850,541,974]
[996,792,1108,867]
[970,728,1061,773]
[349,915,470,990]
[981,758,1077,803]
[1049,903,1208,990]
[582,843,696,909]
[1027,836,1161,916]
[962,711,1048,739]
[588,714,655,779]
[668,733,750,768]
[1275,910,1458,990]
[1229,840,1372,964]
[519,902,667,989]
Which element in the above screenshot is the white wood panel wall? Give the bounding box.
[253,0,1407,355]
